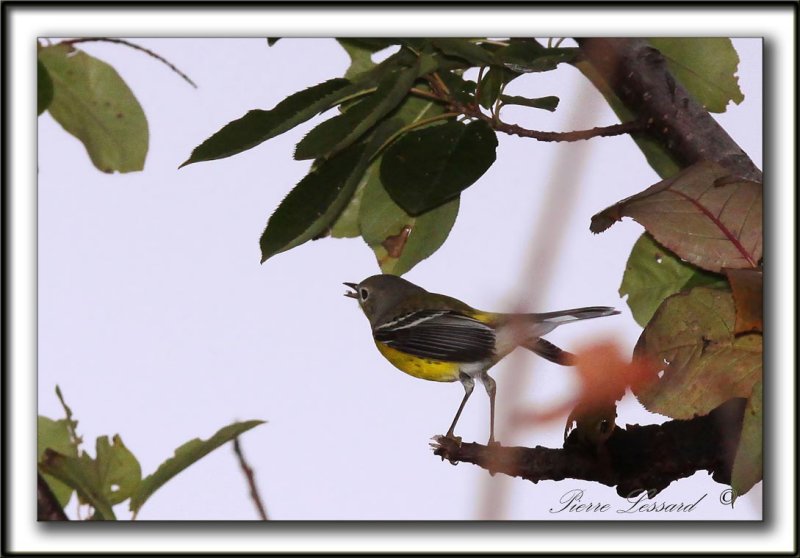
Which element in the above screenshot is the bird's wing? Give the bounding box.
[373,310,495,363]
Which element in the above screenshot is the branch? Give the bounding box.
[464,105,646,142]
[576,38,761,181]
[37,473,69,521]
[59,38,197,89]
[432,398,746,498]
[232,437,269,520]
[422,74,646,142]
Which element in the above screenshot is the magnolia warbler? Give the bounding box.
[344,274,620,444]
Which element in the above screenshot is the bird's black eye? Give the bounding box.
[360,288,369,300]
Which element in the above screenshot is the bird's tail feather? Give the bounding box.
[533,306,620,324]
[517,307,619,365]
[525,337,576,366]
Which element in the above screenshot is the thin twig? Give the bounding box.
[232,437,268,520]
[456,98,646,142]
[60,38,197,88]
[419,77,645,143]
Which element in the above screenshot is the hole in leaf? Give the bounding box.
[111,484,120,493]
[657,370,665,379]
[655,254,663,264]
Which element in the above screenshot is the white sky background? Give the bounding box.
[5,4,792,550]
[35,36,764,523]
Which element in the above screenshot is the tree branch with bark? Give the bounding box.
[433,398,747,497]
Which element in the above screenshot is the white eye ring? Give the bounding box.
[360,288,369,300]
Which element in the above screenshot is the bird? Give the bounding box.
[344,274,620,445]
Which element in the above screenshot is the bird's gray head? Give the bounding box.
[344,274,428,327]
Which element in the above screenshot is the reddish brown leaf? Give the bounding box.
[724,268,763,334]
[591,161,762,273]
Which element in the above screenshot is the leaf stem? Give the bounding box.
[59,38,197,88]
[336,87,378,106]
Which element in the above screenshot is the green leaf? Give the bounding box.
[39,449,116,520]
[648,38,744,113]
[261,119,400,262]
[430,38,495,66]
[38,435,141,520]
[348,46,419,89]
[38,416,77,508]
[37,58,54,115]
[329,167,371,238]
[337,39,378,80]
[620,233,726,326]
[381,119,497,215]
[437,71,476,105]
[38,44,148,173]
[730,380,762,499]
[416,50,441,78]
[576,59,681,178]
[389,84,446,125]
[94,435,142,505]
[294,60,420,160]
[360,161,459,275]
[632,288,762,420]
[591,161,763,273]
[261,144,365,261]
[499,94,559,112]
[497,40,579,73]
[332,88,448,240]
[129,420,264,515]
[478,67,514,110]
[54,385,80,445]
[181,78,355,167]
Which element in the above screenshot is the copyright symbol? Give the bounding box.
[719,488,737,506]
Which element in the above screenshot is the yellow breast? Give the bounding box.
[375,342,461,382]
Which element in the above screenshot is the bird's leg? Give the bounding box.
[445,373,474,443]
[482,372,499,446]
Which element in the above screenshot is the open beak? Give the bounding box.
[343,282,358,298]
